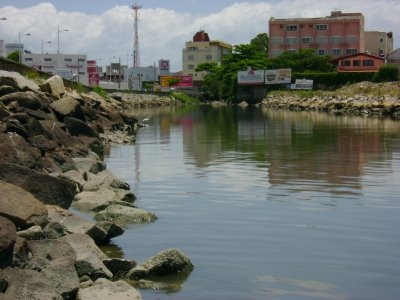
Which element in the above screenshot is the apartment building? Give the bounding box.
[269,10,365,58]
[182,30,232,83]
[364,31,393,57]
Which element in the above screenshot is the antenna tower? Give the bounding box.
[132,3,141,67]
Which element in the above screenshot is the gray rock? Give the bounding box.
[127,248,193,279]
[61,233,113,280]
[0,216,16,268]
[46,205,109,244]
[50,96,86,122]
[0,267,63,299]
[0,70,40,92]
[27,238,80,299]
[0,163,77,209]
[39,75,65,99]
[0,180,48,230]
[17,225,46,240]
[43,221,66,239]
[77,278,142,300]
[94,204,157,227]
[102,258,136,276]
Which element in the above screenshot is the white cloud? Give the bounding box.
[0,1,399,71]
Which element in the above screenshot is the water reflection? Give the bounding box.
[138,105,400,198]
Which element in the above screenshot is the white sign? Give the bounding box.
[238,67,265,85]
[265,69,291,84]
[291,79,313,90]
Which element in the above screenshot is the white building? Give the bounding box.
[22,52,88,85]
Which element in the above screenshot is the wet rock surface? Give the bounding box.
[0,71,193,299]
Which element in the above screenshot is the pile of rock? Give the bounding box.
[0,71,193,299]
[261,82,400,117]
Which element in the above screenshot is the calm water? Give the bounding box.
[105,105,400,300]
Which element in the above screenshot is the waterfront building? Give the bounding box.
[182,30,232,84]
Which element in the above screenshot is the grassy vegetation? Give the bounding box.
[269,81,400,99]
[92,86,108,98]
[171,91,199,104]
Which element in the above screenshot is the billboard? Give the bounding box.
[291,79,313,90]
[264,68,291,84]
[160,75,193,88]
[238,67,265,85]
[159,59,170,76]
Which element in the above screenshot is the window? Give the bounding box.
[353,60,361,66]
[301,37,313,44]
[341,60,351,66]
[331,48,342,56]
[271,37,282,45]
[315,36,328,44]
[205,54,212,60]
[44,58,52,61]
[188,55,194,60]
[271,49,282,57]
[363,60,374,66]
[24,57,33,61]
[188,46,197,50]
[331,36,343,43]
[188,64,195,70]
[78,58,85,62]
[285,37,298,44]
[345,36,358,43]
[286,49,298,54]
[285,25,298,31]
[64,58,72,62]
[316,24,328,31]
[316,49,328,55]
[346,48,358,55]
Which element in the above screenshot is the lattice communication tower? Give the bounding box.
[132,3,141,67]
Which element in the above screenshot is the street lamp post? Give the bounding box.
[41,40,51,70]
[57,25,69,54]
[18,32,31,64]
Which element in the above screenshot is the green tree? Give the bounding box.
[269,49,334,72]
[250,33,269,54]
[7,50,20,63]
[373,64,398,82]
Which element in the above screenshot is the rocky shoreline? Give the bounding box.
[0,71,192,299]
[260,81,400,118]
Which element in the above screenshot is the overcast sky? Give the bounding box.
[0,0,399,71]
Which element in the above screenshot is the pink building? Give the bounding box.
[269,11,365,58]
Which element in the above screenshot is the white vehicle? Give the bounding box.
[56,68,75,81]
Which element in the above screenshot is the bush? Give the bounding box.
[92,86,108,98]
[373,64,399,82]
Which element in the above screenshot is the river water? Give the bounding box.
[105,105,400,300]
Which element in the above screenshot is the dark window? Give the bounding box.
[363,60,374,66]
[341,60,351,66]
[353,60,361,66]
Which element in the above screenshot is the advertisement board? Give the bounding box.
[159,59,170,76]
[264,68,291,84]
[291,79,313,90]
[160,75,193,87]
[238,67,265,85]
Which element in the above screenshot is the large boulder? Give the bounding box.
[0,70,40,92]
[0,91,44,110]
[126,249,193,279]
[26,238,80,299]
[0,133,42,169]
[50,96,86,122]
[93,204,157,228]
[77,278,142,300]
[46,205,119,244]
[61,233,113,280]
[0,267,63,299]
[39,75,65,99]
[0,180,48,230]
[0,216,16,268]
[0,163,77,209]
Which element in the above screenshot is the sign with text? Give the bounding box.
[238,67,265,85]
[160,75,193,87]
[291,79,313,90]
[265,68,291,84]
